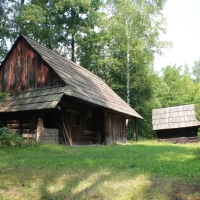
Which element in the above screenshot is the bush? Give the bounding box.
[0,127,23,148]
[198,132,200,141]
[190,147,200,159]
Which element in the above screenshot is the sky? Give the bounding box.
[154,0,200,73]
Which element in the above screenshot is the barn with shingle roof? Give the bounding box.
[152,104,200,143]
[0,35,142,145]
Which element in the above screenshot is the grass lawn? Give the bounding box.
[0,140,200,200]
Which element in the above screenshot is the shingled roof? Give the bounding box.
[0,35,142,118]
[0,87,65,112]
[152,104,200,130]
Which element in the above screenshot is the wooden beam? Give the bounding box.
[134,118,138,142]
[37,112,44,142]
[104,109,109,144]
[123,117,127,143]
[62,118,73,146]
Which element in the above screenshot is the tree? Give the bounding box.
[155,65,199,107]
[0,0,15,61]
[192,59,200,83]
[92,0,169,138]
[15,0,103,61]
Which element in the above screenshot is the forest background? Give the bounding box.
[1,0,200,139]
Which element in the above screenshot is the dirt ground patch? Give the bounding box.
[147,180,200,200]
[172,184,200,200]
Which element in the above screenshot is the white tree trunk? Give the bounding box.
[126,19,130,105]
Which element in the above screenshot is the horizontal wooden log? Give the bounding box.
[82,130,95,136]
[14,129,35,133]
[81,135,96,141]
[0,114,38,120]
[22,133,36,139]
[0,119,37,124]
[7,124,37,129]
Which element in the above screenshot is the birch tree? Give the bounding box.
[103,0,168,105]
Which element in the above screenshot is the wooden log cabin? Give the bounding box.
[152,104,200,143]
[0,35,142,145]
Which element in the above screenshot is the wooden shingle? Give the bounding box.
[152,104,200,130]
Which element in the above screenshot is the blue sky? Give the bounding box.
[154,0,200,72]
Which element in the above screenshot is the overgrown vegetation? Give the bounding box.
[0,92,7,99]
[0,141,200,200]
[191,147,200,159]
[0,127,23,148]
[0,127,38,148]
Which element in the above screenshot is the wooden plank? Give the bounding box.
[135,118,138,142]
[22,133,36,139]
[6,124,36,129]
[104,109,109,144]
[15,129,35,133]
[122,116,126,143]
[62,118,72,146]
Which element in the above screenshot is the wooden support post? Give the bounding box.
[123,117,127,143]
[135,117,138,142]
[37,112,44,142]
[104,109,109,145]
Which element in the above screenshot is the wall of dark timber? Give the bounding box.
[0,108,127,144]
[104,110,127,144]
[156,127,198,139]
[0,38,64,94]
[0,112,38,136]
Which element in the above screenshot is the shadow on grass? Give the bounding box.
[1,143,200,199]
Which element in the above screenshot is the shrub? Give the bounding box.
[0,92,7,99]
[0,127,23,148]
[198,132,200,141]
[190,147,200,159]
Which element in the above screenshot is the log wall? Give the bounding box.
[156,127,198,139]
[0,112,38,137]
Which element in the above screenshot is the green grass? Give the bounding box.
[0,141,200,200]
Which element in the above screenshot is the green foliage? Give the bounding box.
[190,147,200,159]
[0,0,16,61]
[0,127,23,148]
[0,127,38,148]
[155,65,200,108]
[14,0,103,62]
[83,0,169,138]
[198,131,200,141]
[192,58,200,83]
[0,92,7,100]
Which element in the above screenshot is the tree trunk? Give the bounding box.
[19,0,25,33]
[71,34,75,62]
[126,19,130,105]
